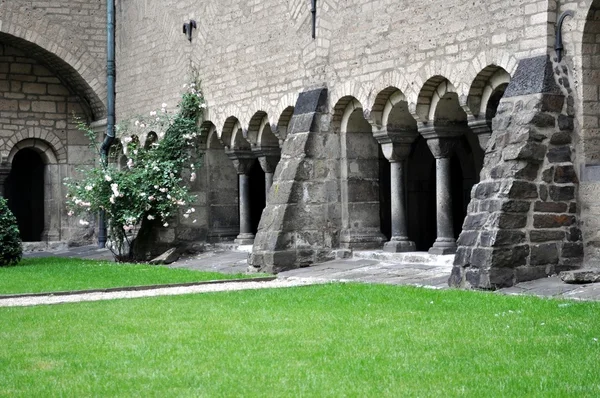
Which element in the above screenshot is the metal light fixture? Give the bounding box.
[183,20,197,42]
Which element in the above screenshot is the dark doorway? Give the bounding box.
[6,148,45,241]
[379,146,392,240]
[407,137,437,251]
[248,160,266,234]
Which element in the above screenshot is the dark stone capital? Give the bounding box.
[226,150,256,175]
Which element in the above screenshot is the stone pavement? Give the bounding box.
[20,244,600,301]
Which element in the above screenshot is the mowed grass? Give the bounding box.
[1,284,599,397]
[0,257,258,295]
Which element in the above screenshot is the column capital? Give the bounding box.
[420,125,463,159]
[226,150,256,175]
[373,128,418,162]
[467,116,492,150]
[253,145,281,173]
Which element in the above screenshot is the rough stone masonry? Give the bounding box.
[2,0,600,289]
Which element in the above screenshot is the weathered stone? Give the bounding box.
[560,269,600,284]
[149,248,180,265]
[480,230,526,247]
[542,167,554,183]
[474,181,501,199]
[501,200,531,213]
[562,242,584,258]
[533,201,568,213]
[530,243,559,265]
[503,180,538,199]
[504,56,561,97]
[567,227,582,242]
[515,265,549,283]
[539,184,548,201]
[546,146,571,163]
[549,132,572,145]
[554,165,578,184]
[457,230,479,246]
[493,213,527,229]
[533,214,576,228]
[557,115,574,131]
[462,213,488,230]
[530,230,565,242]
[548,185,575,201]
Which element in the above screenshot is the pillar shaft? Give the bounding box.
[383,159,416,252]
[429,157,457,254]
[235,173,255,244]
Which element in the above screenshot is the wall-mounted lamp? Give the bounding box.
[183,20,197,42]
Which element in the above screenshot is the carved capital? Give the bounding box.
[374,127,418,162]
[420,125,463,159]
[226,150,256,175]
[467,117,492,151]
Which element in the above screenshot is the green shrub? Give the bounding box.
[0,197,22,266]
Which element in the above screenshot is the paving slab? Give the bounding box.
[19,244,600,302]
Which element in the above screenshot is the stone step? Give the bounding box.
[351,250,455,267]
[22,241,68,252]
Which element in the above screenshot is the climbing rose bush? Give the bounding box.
[65,83,206,261]
[0,197,22,267]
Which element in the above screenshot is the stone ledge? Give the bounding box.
[560,269,600,284]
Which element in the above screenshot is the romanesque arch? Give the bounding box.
[335,96,386,249]
[0,7,106,119]
[5,137,62,242]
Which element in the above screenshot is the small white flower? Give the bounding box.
[154,185,159,189]
[140,192,146,197]
[161,103,168,108]
[134,120,140,126]
[182,84,187,88]
[155,117,160,122]
[139,123,145,128]
[147,215,155,220]
[193,219,197,223]
[190,172,197,182]
[104,174,112,182]
[109,196,116,204]
[123,136,133,143]
[67,210,74,216]
[190,83,196,88]
[127,158,134,169]
[79,219,89,226]
[191,208,195,213]
[150,111,157,116]
[200,103,207,109]
[163,222,169,227]
[183,214,190,218]
[85,185,93,191]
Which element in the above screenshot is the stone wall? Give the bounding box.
[115,0,554,126]
[450,55,583,289]
[0,42,96,244]
[0,0,107,119]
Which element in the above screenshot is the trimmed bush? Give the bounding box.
[0,197,22,266]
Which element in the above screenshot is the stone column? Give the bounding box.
[0,162,11,198]
[227,151,256,245]
[378,142,416,253]
[423,127,461,255]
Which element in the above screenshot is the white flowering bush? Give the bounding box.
[65,82,206,261]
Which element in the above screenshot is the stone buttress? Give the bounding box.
[450,55,583,289]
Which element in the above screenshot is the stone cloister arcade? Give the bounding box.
[115,65,511,258]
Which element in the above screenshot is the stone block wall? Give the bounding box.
[450,55,583,289]
[0,43,96,244]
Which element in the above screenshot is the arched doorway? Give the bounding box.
[248,159,266,234]
[6,148,45,241]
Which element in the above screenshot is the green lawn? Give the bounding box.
[1,283,599,396]
[0,257,260,295]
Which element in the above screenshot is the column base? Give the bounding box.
[235,233,255,245]
[428,239,457,255]
[383,239,416,253]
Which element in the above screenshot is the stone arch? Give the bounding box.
[467,66,511,119]
[204,121,239,241]
[336,96,386,249]
[7,138,58,165]
[0,8,106,119]
[220,116,250,150]
[246,111,268,147]
[275,106,295,143]
[416,76,458,123]
[6,128,66,164]
[329,81,371,122]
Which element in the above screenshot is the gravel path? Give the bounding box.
[0,278,324,308]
